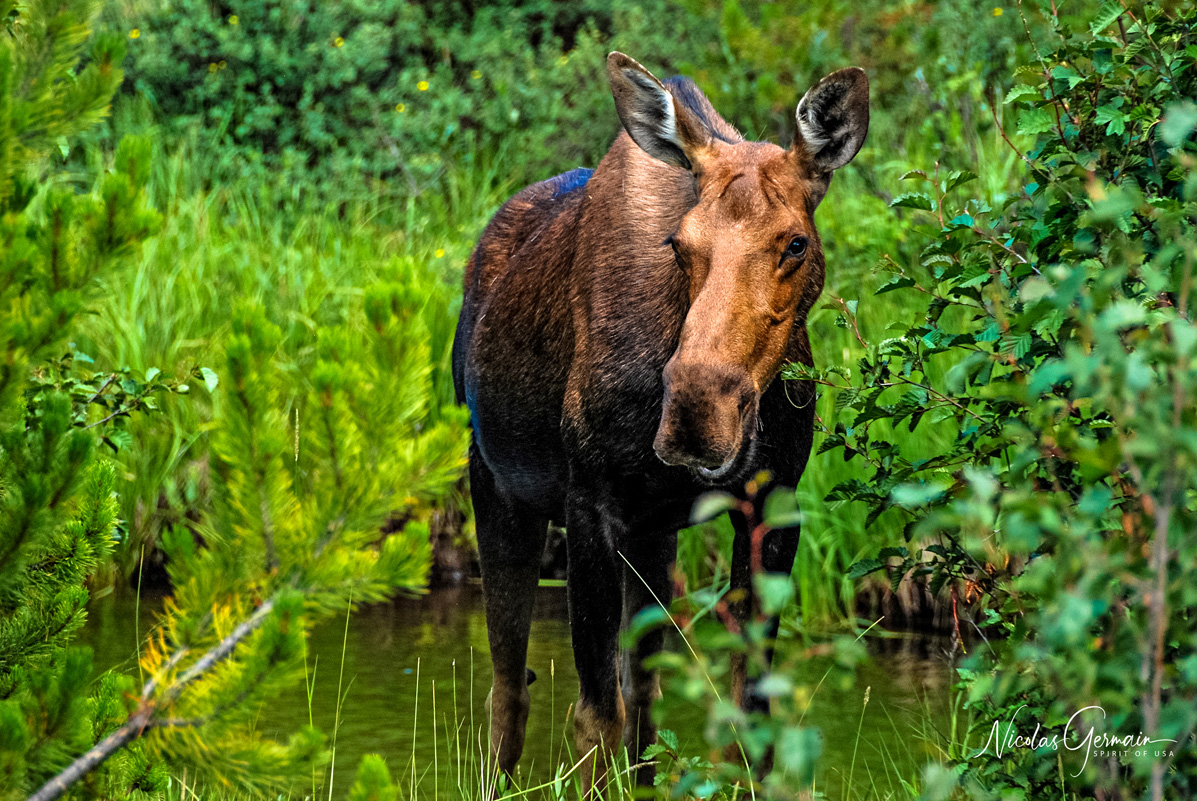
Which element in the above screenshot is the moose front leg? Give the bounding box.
[726,485,801,773]
[566,484,627,797]
[620,529,677,786]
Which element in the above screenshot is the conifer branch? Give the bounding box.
[26,599,276,801]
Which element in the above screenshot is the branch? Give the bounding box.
[26,599,276,801]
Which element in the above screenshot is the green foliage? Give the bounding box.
[642,484,870,799]
[117,288,465,792]
[106,0,1036,204]
[347,754,399,801]
[113,0,684,197]
[795,2,1197,796]
[0,1,169,797]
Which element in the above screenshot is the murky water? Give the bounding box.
[78,585,959,798]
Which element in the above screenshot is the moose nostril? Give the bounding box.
[654,360,755,471]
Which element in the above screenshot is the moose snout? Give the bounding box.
[653,360,757,473]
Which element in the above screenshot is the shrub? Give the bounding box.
[797,1,1197,796]
[109,0,1035,204]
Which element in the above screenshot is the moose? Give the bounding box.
[452,53,869,792]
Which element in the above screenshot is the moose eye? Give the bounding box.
[785,236,809,260]
[665,234,689,270]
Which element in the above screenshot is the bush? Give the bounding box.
[799,1,1197,796]
[109,0,1035,204]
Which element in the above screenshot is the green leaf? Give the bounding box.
[775,727,822,786]
[944,170,978,193]
[690,492,737,524]
[1003,84,1041,105]
[1089,0,1124,34]
[1017,107,1054,135]
[890,192,934,211]
[763,487,802,529]
[201,367,220,393]
[891,482,946,508]
[754,572,794,615]
[847,557,885,580]
[1095,102,1127,135]
[1160,101,1197,147]
[877,275,916,294]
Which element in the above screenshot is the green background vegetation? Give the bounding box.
[83,0,1043,622]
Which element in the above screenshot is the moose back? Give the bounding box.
[451,52,869,792]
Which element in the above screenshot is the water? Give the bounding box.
[77,585,959,798]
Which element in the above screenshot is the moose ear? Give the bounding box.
[794,67,870,174]
[607,52,712,171]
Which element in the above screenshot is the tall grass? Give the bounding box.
[80,62,1028,624]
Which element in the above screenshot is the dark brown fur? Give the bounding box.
[452,54,868,794]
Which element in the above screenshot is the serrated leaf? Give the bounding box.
[877,275,916,295]
[847,557,885,580]
[1004,84,1041,104]
[945,170,978,192]
[834,387,860,411]
[890,192,935,211]
[1089,0,1124,34]
[1017,107,1054,135]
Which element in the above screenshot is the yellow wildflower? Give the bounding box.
[208,62,218,74]
[418,80,429,91]
[471,70,482,80]
[229,14,238,25]
[218,60,227,69]
[395,103,406,113]
[435,248,446,258]
[129,28,140,38]
[334,36,344,47]
[992,7,1003,15]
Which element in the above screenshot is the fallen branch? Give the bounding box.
[26,599,276,801]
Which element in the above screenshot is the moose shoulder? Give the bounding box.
[451,53,869,793]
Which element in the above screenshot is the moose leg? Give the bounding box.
[471,449,548,783]
[566,488,627,796]
[727,485,801,773]
[620,529,677,786]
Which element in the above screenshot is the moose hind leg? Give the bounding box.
[471,448,548,781]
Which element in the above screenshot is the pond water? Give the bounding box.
[78,585,961,799]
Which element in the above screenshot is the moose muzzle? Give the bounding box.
[653,359,757,476]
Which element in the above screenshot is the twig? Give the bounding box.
[82,407,127,430]
[832,294,868,348]
[83,374,117,407]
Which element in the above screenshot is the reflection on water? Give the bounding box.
[77,586,959,797]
